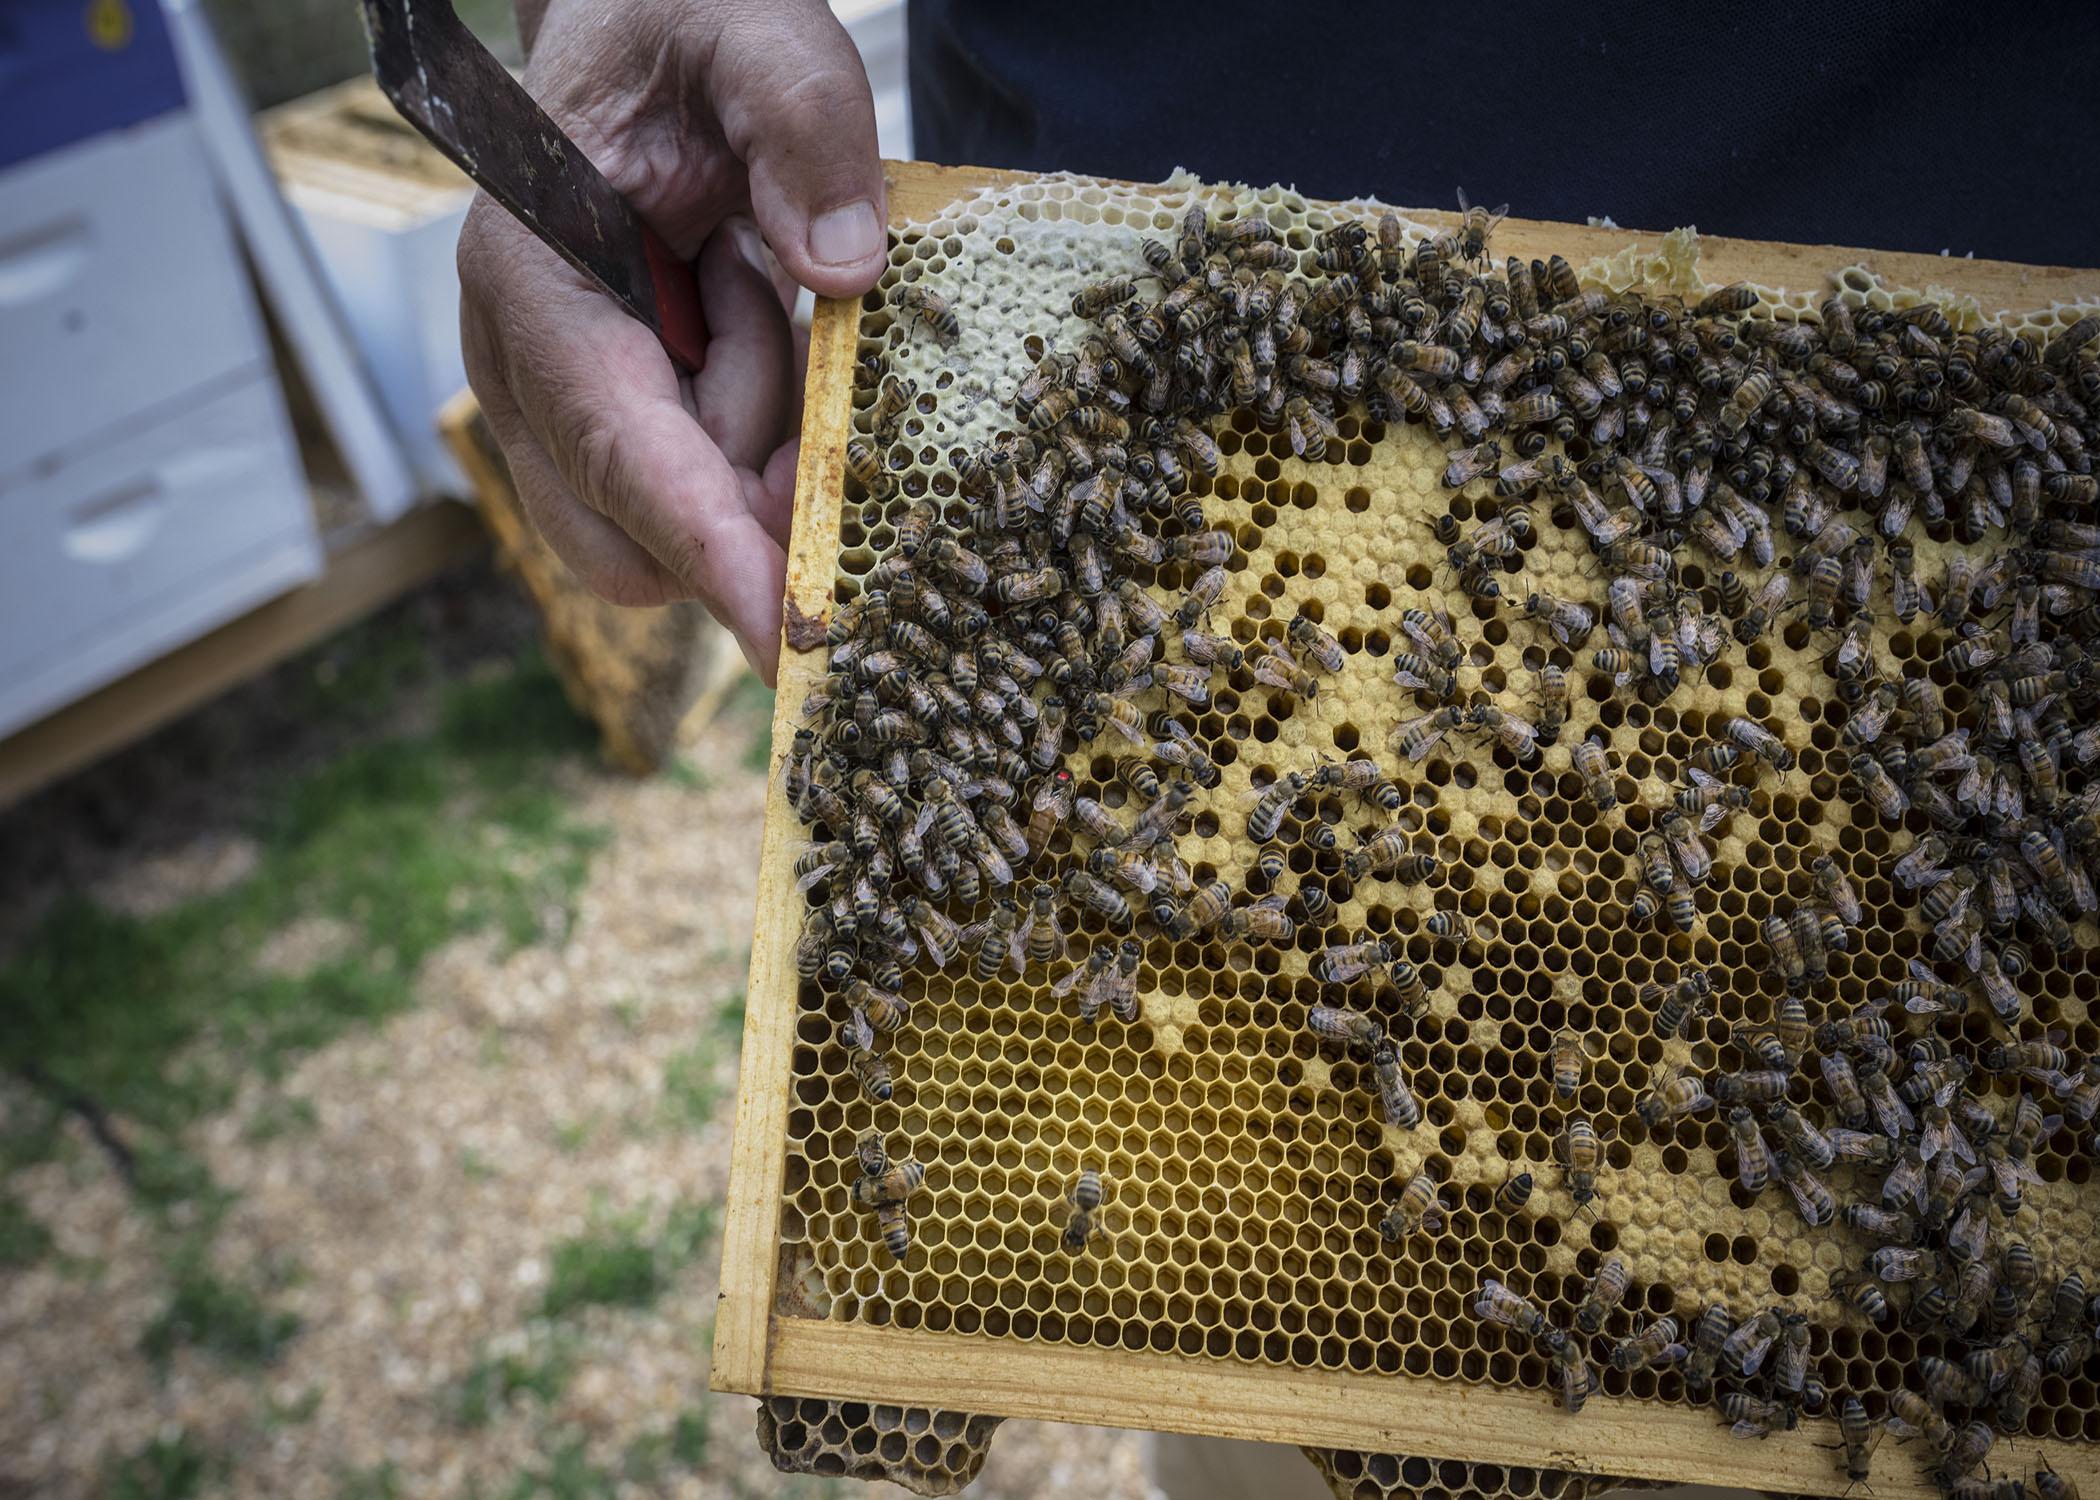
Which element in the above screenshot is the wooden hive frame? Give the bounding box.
[714,160,2100,1497]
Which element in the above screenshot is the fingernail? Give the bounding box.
[809,200,881,267]
[727,216,771,275]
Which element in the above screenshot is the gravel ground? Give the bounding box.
[0,568,1165,1500]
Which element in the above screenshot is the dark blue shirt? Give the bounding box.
[909,1,2100,268]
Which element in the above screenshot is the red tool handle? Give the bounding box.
[641,222,708,374]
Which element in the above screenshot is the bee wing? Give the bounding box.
[1104,712,1147,745]
[1007,911,1034,971]
[1687,767,1719,789]
[1730,1420,1774,1441]
[1050,960,1089,997]
[795,861,840,893]
[916,921,957,969]
[1874,1090,1915,1139]
[912,802,936,839]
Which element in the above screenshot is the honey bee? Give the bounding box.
[851,1154,927,1209]
[1534,666,1570,743]
[1683,1303,1733,1391]
[1545,1343,1598,1416]
[1470,704,1541,762]
[1395,705,1467,761]
[2036,1464,2080,1500]
[1646,974,1710,1040]
[1775,1152,1836,1227]
[1524,591,1596,647]
[1493,1164,1535,1216]
[1724,715,1794,772]
[1380,1168,1447,1242]
[1308,1004,1385,1053]
[844,436,890,496]
[1384,959,1430,1018]
[869,372,916,440]
[1009,880,1069,970]
[1391,652,1458,697]
[1317,937,1394,985]
[1175,564,1228,628]
[1179,628,1242,673]
[1576,1256,1630,1335]
[1288,614,1346,674]
[1060,1167,1105,1252]
[1559,1114,1604,1211]
[1608,1316,1684,1373]
[1453,190,1507,261]
[1885,1388,1953,1448]
[1399,604,1466,668]
[1637,1065,1716,1126]
[1549,1029,1586,1100]
[893,282,959,342]
[1473,1276,1553,1341]
[1719,1392,1798,1440]
[1659,810,1712,884]
[1370,1043,1421,1129]
[873,1198,911,1260]
[1062,868,1133,929]
[1246,771,1306,842]
[849,1046,894,1102]
[1572,738,1618,812]
[1728,1106,1771,1194]
[1250,643,1321,700]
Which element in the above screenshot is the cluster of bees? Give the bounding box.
[788,188,2100,1494]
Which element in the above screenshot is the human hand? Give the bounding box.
[457,0,887,684]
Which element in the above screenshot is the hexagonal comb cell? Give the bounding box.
[1301,1448,1645,1500]
[751,166,2100,1495]
[756,1397,1001,1495]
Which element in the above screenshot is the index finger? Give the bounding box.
[490,236,788,681]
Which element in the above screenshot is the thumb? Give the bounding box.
[709,2,888,298]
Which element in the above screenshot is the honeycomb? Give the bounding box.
[752,169,2100,1493]
[755,1395,1000,1495]
[1301,1448,1641,1500]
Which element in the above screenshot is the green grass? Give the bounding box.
[539,1201,717,1319]
[620,1407,711,1483]
[713,989,747,1042]
[541,1223,660,1317]
[452,1335,574,1428]
[501,1434,617,1500]
[140,1258,301,1367]
[663,756,713,791]
[0,650,601,1214]
[103,1430,222,1500]
[334,1463,402,1500]
[242,1092,319,1144]
[724,676,777,775]
[0,1189,50,1267]
[658,1043,721,1129]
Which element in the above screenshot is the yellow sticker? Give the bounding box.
[86,0,134,51]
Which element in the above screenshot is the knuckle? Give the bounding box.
[576,558,659,609]
[565,407,628,516]
[663,528,713,593]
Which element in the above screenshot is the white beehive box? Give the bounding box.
[0,110,318,740]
